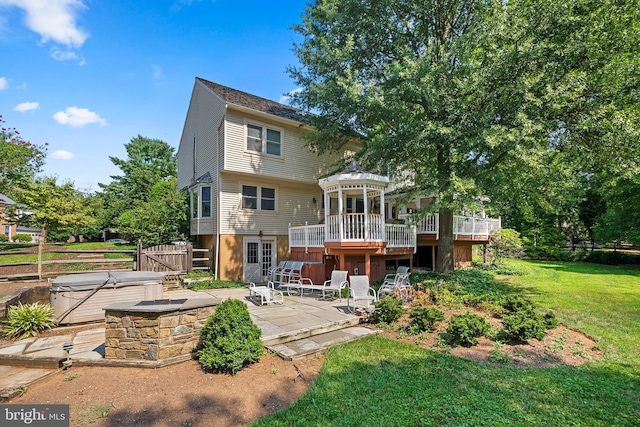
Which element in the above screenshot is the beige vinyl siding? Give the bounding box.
[223,109,340,183]
[219,173,323,235]
[177,79,226,235]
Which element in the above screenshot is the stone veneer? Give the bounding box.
[103,298,219,361]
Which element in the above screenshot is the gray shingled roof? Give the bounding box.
[196,77,308,123]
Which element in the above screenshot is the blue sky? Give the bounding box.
[0,0,308,191]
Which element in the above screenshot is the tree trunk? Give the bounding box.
[436,208,455,273]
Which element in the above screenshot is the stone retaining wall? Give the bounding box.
[104,305,215,361]
[0,286,50,318]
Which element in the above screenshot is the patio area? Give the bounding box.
[0,286,376,399]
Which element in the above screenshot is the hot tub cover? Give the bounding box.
[50,271,164,292]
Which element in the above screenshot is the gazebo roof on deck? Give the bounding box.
[318,161,389,191]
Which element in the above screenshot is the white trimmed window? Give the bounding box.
[246,123,282,156]
[242,185,276,211]
[191,186,212,219]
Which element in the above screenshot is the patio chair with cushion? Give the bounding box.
[348,275,378,313]
[249,281,284,305]
[322,270,349,301]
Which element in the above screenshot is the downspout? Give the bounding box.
[214,115,224,280]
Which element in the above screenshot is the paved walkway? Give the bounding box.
[0,286,373,399]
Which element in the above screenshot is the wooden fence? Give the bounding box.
[0,243,210,280]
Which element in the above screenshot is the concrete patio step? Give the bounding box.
[265,326,377,360]
[260,316,363,347]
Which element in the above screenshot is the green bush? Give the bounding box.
[371,296,404,324]
[12,233,33,243]
[3,302,57,339]
[444,312,491,347]
[0,234,9,242]
[409,307,445,333]
[543,311,559,329]
[197,299,263,375]
[500,295,536,314]
[583,251,640,265]
[501,310,547,342]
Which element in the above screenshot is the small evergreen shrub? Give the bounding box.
[197,298,263,375]
[409,307,445,333]
[12,233,33,243]
[371,296,404,324]
[3,302,57,339]
[0,234,9,242]
[501,310,546,342]
[543,311,559,329]
[500,295,536,315]
[444,312,491,347]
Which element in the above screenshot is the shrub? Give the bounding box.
[543,311,559,329]
[12,233,33,243]
[187,279,245,290]
[409,307,445,333]
[371,296,404,324]
[500,295,536,315]
[0,234,9,242]
[583,251,640,265]
[444,312,491,347]
[3,302,57,339]
[501,310,547,342]
[197,299,263,375]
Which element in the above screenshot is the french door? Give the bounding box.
[243,237,275,283]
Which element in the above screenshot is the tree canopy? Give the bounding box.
[0,115,47,194]
[289,0,640,271]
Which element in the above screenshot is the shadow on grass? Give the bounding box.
[526,259,640,277]
[252,335,640,427]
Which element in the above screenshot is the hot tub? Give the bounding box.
[50,271,164,324]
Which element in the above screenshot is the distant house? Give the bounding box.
[0,193,40,243]
[177,77,500,283]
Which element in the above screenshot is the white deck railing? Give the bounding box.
[289,214,500,250]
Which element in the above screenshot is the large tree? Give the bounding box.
[13,176,98,242]
[98,135,177,231]
[289,0,639,272]
[0,115,47,194]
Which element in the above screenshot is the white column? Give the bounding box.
[363,185,369,240]
[380,188,386,243]
[338,186,344,241]
[324,191,329,241]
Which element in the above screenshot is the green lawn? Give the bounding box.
[252,259,640,427]
[498,259,640,370]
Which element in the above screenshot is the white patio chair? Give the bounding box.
[348,275,377,313]
[322,270,348,301]
[382,266,410,287]
[281,261,305,284]
[268,260,286,283]
[249,281,284,305]
[274,260,294,286]
[379,272,412,301]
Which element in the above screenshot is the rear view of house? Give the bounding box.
[177,77,500,284]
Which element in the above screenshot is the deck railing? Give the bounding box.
[289,214,500,251]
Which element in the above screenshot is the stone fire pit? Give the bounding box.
[103,297,220,361]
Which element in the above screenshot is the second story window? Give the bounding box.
[242,185,276,211]
[246,123,281,156]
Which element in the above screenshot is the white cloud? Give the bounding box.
[51,149,75,160]
[0,0,89,47]
[53,107,107,127]
[14,101,39,112]
[280,88,303,104]
[51,47,77,61]
[0,77,7,90]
